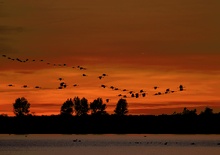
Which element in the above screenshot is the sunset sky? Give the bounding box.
[0,0,220,116]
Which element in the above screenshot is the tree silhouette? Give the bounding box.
[200,107,213,116]
[90,98,107,115]
[181,107,197,116]
[73,97,89,116]
[60,99,74,116]
[114,98,128,116]
[13,97,30,116]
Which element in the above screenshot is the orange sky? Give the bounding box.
[0,0,220,116]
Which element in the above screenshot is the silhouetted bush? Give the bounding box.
[200,107,213,116]
[181,107,197,116]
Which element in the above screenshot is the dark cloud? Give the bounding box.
[0,25,24,34]
[0,25,24,56]
[15,70,35,75]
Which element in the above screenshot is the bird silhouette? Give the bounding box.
[98,76,103,79]
[23,85,28,88]
[110,86,114,89]
[58,78,63,81]
[142,93,146,97]
[154,92,162,96]
[140,89,144,93]
[82,74,87,76]
[135,93,139,98]
[16,58,21,62]
[106,99,110,103]
[78,66,86,70]
[154,86,159,90]
[8,84,13,87]
[60,82,66,88]
[123,95,127,98]
[129,91,134,94]
[164,88,170,94]
[73,84,78,87]
[179,85,184,91]
[101,84,107,88]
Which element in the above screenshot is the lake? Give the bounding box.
[0,134,220,155]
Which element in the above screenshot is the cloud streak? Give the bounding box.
[0,25,24,34]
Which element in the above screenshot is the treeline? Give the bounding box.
[0,97,220,134]
[2,97,219,117]
[8,97,128,117]
[1,113,220,134]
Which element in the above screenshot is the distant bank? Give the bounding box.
[1,114,220,134]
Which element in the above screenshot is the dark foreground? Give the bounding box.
[1,114,220,134]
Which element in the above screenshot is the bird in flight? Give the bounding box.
[142,93,146,97]
[154,86,159,90]
[179,85,184,91]
[154,92,162,96]
[101,84,107,88]
[110,86,114,89]
[58,78,63,81]
[98,76,103,79]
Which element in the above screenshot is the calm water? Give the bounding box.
[0,134,220,155]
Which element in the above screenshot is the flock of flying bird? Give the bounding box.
[1,54,185,103]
